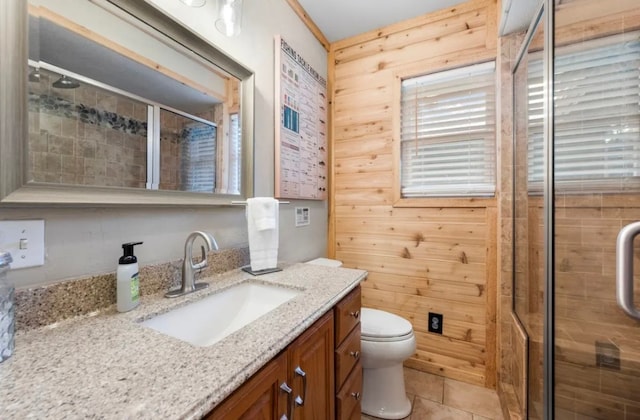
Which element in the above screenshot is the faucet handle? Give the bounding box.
[193,245,208,270]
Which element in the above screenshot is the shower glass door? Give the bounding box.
[552,0,640,418]
[514,0,640,418]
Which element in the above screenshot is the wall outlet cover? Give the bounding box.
[295,207,310,227]
[428,312,443,334]
[0,220,45,269]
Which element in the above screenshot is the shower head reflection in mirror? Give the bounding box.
[0,0,255,206]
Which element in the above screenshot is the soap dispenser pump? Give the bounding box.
[117,242,143,313]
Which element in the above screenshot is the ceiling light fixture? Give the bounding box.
[215,0,243,37]
[180,0,206,7]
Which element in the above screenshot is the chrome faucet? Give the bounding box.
[166,231,219,298]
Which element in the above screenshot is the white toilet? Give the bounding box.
[360,308,416,419]
[305,258,417,419]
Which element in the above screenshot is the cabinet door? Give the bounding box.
[288,310,335,420]
[205,352,289,420]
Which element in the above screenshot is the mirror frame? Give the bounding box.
[0,0,254,206]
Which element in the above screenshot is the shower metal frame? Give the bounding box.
[542,0,555,418]
[511,0,554,418]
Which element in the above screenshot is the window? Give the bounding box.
[227,113,242,195]
[180,118,217,193]
[527,32,640,192]
[400,61,496,198]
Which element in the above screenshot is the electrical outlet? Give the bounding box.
[596,341,620,370]
[428,312,443,334]
[295,207,310,227]
[0,220,45,269]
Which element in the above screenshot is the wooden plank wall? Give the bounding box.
[329,0,499,387]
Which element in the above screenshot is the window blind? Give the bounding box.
[227,113,242,195]
[527,32,640,192]
[400,61,496,197]
[181,122,217,193]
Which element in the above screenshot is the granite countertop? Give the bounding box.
[0,263,367,419]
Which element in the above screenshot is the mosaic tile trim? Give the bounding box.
[29,93,147,136]
[14,247,249,331]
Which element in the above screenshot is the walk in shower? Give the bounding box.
[512,0,640,418]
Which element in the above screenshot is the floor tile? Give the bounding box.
[411,397,473,420]
[443,379,503,419]
[404,367,445,403]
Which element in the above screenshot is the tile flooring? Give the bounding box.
[362,368,504,420]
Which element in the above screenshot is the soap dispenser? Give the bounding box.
[117,242,143,313]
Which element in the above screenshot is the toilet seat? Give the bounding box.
[361,308,414,340]
[362,331,414,343]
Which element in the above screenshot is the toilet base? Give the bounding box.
[361,364,412,419]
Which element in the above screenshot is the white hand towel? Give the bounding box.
[247,197,279,271]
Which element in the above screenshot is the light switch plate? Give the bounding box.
[295,207,310,227]
[0,220,45,269]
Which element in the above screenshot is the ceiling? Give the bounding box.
[29,15,221,115]
[296,0,539,43]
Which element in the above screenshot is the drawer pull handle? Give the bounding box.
[294,366,307,407]
[280,382,292,420]
[351,392,361,401]
[350,310,360,319]
[280,382,293,420]
[349,351,360,359]
[280,382,292,394]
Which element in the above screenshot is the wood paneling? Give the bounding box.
[330,0,498,388]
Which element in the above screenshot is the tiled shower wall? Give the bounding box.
[500,2,640,419]
[28,68,148,188]
[159,110,183,191]
[28,69,221,191]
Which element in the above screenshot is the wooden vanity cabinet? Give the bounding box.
[334,286,362,420]
[206,352,288,420]
[206,311,334,420]
[289,310,335,419]
[206,285,362,420]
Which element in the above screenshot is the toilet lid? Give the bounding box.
[361,308,413,339]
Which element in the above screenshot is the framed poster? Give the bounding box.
[274,35,328,200]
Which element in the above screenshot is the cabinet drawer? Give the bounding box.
[336,361,362,420]
[335,326,361,389]
[335,286,361,345]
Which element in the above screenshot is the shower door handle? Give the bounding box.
[616,221,640,321]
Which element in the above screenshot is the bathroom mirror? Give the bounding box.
[1,0,254,205]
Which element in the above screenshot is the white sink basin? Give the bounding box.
[141,282,301,347]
